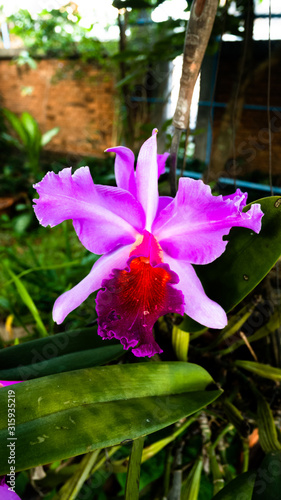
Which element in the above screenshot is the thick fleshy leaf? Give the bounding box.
[136,130,159,231]
[106,146,137,197]
[0,326,118,373]
[53,244,131,324]
[212,471,256,500]
[252,451,281,500]
[0,345,123,380]
[153,179,263,265]
[0,363,221,474]
[164,253,227,329]
[181,196,281,332]
[33,167,145,254]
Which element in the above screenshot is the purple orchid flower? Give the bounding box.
[0,382,22,500]
[33,129,263,357]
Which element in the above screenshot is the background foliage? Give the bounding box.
[0,1,281,499]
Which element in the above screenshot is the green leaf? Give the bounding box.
[252,451,281,500]
[0,345,124,380]
[0,362,221,474]
[212,471,256,500]
[181,457,203,500]
[57,450,100,500]
[6,268,48,337]
[181,197,281,332]
[256,394,281,453]
[20,111,41,144]
[2,109,29,146]
[41,127,60,147]
[172,325,189,361]
[125,437,145,500]
[235,360,281,382]
[0,326,118,370]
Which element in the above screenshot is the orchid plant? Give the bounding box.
[33,129,263,357]
[1,129,281,500]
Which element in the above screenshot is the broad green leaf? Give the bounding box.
[6,268,48,337]
[2,108,29,146]
[252,451,281,500]
[181,197,281,332]
[235,360,281,382]
[41,127,60,146]
[0,326,118,370]
[0,362,221,474]
[125,437,145,500]
[212,471,256,500]
[0,345,124,380]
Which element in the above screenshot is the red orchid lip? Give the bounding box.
[96,254,184,358]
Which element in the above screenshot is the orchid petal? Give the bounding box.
[156,196,173,218]
[163,253,227,329]
[96,256,184,357]
[157,152,169,178]
[153,178,263,265]
[106,146,137,197]
[33,167,145,254]
[53,244,132,324]
[0,478,21,500]
[136,129,159,231]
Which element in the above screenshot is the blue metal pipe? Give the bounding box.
[173,169,281,195]
[199,101,281,112]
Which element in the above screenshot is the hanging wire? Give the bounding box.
[206,0,229,183]
[231,0,252,190]
[267,0,273,195]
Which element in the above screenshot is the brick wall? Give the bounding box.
[0,57,116,156]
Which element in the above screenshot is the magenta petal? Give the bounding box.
[0,381,21,387]
[156,196,173,218]
[157,152,169,178]
[163,253,227,329]
[130,230,163,266]
[106,146,137,197]
[33,167,145,254]
[96,257,184,357]
[0,479,21,500]
[53,244,132,324]
[223,188,248,209]
[153,178,263,265]
[136,130,159,231]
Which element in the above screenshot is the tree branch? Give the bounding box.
[170,0,218,196]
